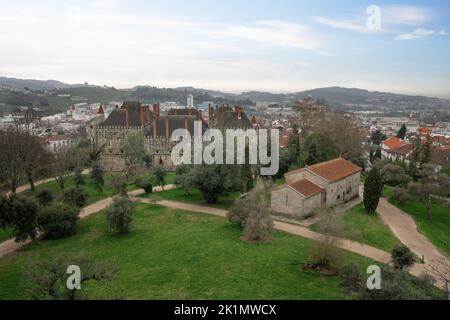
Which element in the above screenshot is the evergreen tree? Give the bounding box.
[421,140,431,164]
[396,124,407,140]
[90,162,105,192]
[74,167,86,188]
[363,168,383,213]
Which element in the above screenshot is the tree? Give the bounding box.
[307,212,344,273]
[407,164,447,221]
[228,181,274,242]
[176,164,242,203]
[52,148,81,190]
[8,195,39,242]
[370,130,387,146]
[121,131,147,175]
[91,161,105,192]
[302,133,340,166]
[74,167,86,188]
[396,124,407,140]
[38,202,79,239]
[109,174,128,196]
[153,166,166,190]
[135,172,156,193]
[363,168,383,213]
[174,164,195,195]
[26,254,117,300]
[0,195,11,230]
[380,163,411,187]
[35,189,54,206]
[0,129,26,193]
[105,196,133,234]
[340,263,362,293]
[63,187,89,208]
[421,139,432,164]
[242,182,274,242]
[391,244,415,270]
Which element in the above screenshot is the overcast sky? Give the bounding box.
[1,0,449,97]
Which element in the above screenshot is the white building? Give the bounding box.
[187,94,194,108]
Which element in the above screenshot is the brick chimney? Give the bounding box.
[125,109,129,129]
[164,115,169,139]
[153,115,157,138]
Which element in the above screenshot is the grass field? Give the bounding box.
[140,187,240,209]
[23,174,139,206]
[340,204,400,252]
[384,187,450,255]
[0,227,13,243]
[0,203,377,300]
[310,203,400,252]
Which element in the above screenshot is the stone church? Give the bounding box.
[271,158,362,218]
[91,101,252,171]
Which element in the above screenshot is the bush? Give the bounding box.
[135,173,156,194]
[391,244,416,270]
[35,189,54,206]
[308,213,344,273]
[109,174,128,196]
[358,266,444,300]
[91,162,105,192]
[340,263,362,293]
[73,168,86,187]
[8,195,39,242]
[0,195,11,229]
[63,187,88,208]
[105,196,133,234]
[391,187,410,204]
[38,202,79,239]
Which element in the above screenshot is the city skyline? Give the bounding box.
[1,0,450,97]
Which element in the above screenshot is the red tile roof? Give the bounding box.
[307,158,362,182]
[288,179,323,197]
[382,137,409,150]
[418,127,432,134]
[388,143,413,156]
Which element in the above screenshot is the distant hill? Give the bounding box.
[0,76,81,90]
[1,76,448,114]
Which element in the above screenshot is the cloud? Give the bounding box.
[311,16,368,33]
[394,28,435,41]
[383,6,433,25]
[294,61,309,68]
[213,20,322,50]
[439,30,449,36]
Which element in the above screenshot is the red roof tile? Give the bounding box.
[382,137,409,150]
[307,158,362,182]
[288,179,323,197]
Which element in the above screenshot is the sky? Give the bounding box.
[0,0,449,97]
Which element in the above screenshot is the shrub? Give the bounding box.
[38,202,79,239]
[109,174,128,196]
[8,195,39,242]
[35,189,54,206]
[63,187,88,208]
[0,195,11,229]
[308,213,344,273]
[105,196,133,234]
[135,173,156,194]
[391,187,410,204]
[26,254,117,300]
[358,266,444,300]
[153,166,166,189]
[73,168,86,187]
[391,244,416,270]
[340,263,362,293]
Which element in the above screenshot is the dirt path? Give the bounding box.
[0,184,176,257]
[5,169,91,196]
[377,198,449,284]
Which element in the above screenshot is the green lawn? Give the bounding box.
[340,204,400,252]
[0,203,377,300]
[0,227,13,243]
[310,203,400,252]
[384,187,450,255]
[140,187,240,209]
[23,174,138,206]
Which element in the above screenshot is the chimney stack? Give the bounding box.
[164,116,170,139]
